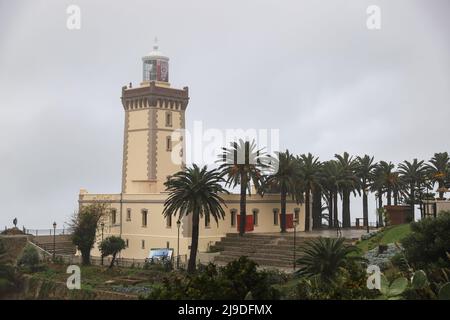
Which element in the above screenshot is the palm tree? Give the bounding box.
[218,140,267,236]
[262,150,301,232]
[335,152,360,228]
[398,159,427,222]
[297,153,321,231]
[321,160,343,228]
[295,237,364,284]
[163,165,228,273]
[377,161,396,205]
[371,164,385,227]
[427,152,450,199]
[356,155,376,227]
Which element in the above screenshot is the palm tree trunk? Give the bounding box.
[333,191,338,228]
[312,188,322,229]
[188,210,200,274]
[305,190,311,231]
[394,190,398,205]
[363,191,368,227]
[342,189,351,228]
[409,183,415,222]
[438,181,444,199]
[239,179,247,236]
[280,185,287,233]
[328,192,333,229]
[377,191,383,227]
[387,189,392,206]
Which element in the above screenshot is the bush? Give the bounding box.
[146,257,281,300]
[18,245,40,271]
[401,212,450,268]
[99,236,126,269]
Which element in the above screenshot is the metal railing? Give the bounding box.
[24,228,72,236]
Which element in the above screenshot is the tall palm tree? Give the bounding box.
[356,155,376,227]
[377,161,396,205]
[398,159,427,222]
[427,152,450,199]
[297,153,321,231]
[163,165,228,273]
[321,160,343,228]
[335,152,360,228]
[218,139,267,236]
[371,164,385,227]
[262,150,302,232]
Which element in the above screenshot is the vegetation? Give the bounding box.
[296,237,364,284]
[357,224,412,252]
[401,211,450,269]
[163,164,228,273]
[17,245,40,272]
[146,257,280,300]
[218,140,268,235]
[69,203,109,265]
[99,236,126,269]
[262,150,303,232]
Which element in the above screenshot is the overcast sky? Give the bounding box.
[0,0,449,229]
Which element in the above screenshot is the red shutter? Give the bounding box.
[280,213,294,229]
[237,215,254,232]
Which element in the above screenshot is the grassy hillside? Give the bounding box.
[357,224,411,253]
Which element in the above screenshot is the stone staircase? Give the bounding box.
[213,233,355,269]
[30,235,76,256]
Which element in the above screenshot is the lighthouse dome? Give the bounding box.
[142,39,169,84]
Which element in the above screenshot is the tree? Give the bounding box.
[262,150,302,232]
[99,236,126,269]
[356,155,376,227]
[218,140,267,236]
[295,237,364,284]
[69,203,108,265]
[335,152,359,228]
[297,153,322,230]
[163,165,228,273]
[321,160,344,228]
[398,159,427,222]
[427,152,450,199]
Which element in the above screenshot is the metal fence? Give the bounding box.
[24,228,72,236]
[89,254,188,269]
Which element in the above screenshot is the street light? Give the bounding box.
[176,220,181,269]
[100,222,105,266]
[293,218,298,270]
[52,222,57,261]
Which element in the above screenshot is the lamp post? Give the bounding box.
[176,220,181,269]
[293,218,298,270]
[100,222,105,266]
[52,222,57,261]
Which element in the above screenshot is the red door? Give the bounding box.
[237,215,254,232]
[280,213,294,229]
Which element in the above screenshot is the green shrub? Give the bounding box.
[146,257,280,300]
[18,245,40,271]
[401,212,450,268]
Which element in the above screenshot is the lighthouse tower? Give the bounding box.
[120,41,189,194]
